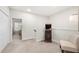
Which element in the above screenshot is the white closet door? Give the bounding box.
[0,10,10,49]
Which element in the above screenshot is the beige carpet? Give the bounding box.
[2,39,61,53]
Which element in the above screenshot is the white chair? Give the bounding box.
[60,34,79,53]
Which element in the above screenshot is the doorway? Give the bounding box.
[44,24,52,42]
[12,18,22,40]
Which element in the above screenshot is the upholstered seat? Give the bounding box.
[60,40,78,52]
[60,34,79,53]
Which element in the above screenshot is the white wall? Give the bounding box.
[0,6,10,52]
[10,9,49,41]
[10,7,79,43]
[0,6,78,52]
[49,7,79,42]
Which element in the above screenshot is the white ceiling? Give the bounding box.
[9,6,72,16]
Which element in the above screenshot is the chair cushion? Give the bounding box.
[60,40,78,52]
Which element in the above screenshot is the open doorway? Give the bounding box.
[12,18,22,40]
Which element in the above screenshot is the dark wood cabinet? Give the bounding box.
[44,24,52,42]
